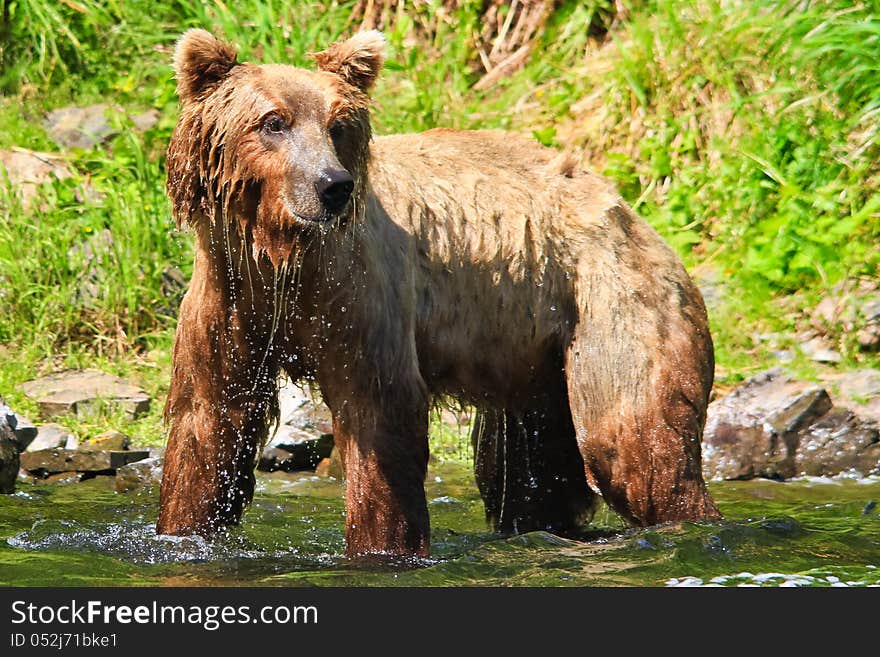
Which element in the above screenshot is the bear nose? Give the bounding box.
[315,168,354,214]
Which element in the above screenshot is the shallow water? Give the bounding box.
[1,462,878,587]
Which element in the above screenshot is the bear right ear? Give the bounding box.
[173,29,239,102]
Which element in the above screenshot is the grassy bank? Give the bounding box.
[0,0,877,446]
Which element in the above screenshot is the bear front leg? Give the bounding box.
[330,395,430,558]
[157,278,278,537]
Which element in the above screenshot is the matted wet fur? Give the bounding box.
[157,29,721,557]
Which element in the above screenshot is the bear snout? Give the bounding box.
[315,168,354,215]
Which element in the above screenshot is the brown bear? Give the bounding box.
[157,29,721,557]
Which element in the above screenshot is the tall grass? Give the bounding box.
[539,0,879,296]
[0,116,187,355]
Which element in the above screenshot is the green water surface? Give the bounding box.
[1,462,878,587]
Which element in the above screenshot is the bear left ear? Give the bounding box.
[313,30,385,93]
[173,29,239,102]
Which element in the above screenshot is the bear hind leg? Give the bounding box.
[471,387,597,536]
[565,350,721,527]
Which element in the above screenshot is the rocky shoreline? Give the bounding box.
[2,366,879,498]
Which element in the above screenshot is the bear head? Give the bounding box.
[165,29,385,267]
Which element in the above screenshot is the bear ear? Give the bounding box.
[313,30,385,93]
[173,29,239,102]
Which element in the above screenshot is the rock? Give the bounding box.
[0,148,73,208]
[857,325,880,351]
[808,283,880,353]
[314,446,344,479]
[811,296,842,330]
[795,408,880,477]
[131,109,160,133]
[20,449,149,475]
[862,298,880,322]
[703,368,833,480]
[849,398,880,425]
[258,379,335,472]
[24,423,77,451]
[277,378,333,436]
[0,397,38,450]
[115,456,163,493]
[799,337,842,364]
[42,472,83,485]
[771,349,795,363]
[856,296,880,350]
[80,430,130,452]
[259,447,295,472]
[838,369,880,400]
[21,370,150,420]
[258,433,334,472]
[703,368,880,480]
[44,104,117,150]
[0,412,20,493]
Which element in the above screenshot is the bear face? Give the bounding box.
[166,29,384,266]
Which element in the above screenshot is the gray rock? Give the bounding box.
[811,296,845,331]
[258,434,333,472]
[20,449,149,475]
[257,379,335,472]
[0,148,73,208]
[21,370,150,420]
[0,397,37,450]
[795,408,880,477]
[0,412,20,493]
[703,368,880,480]
[115,456,163,493]
[838,369,880,400]
[809,285,880,353]
[862,298,880,322]
[44,104,117,150]
[24,423,76,452]
[857,325,880,351]
[856,294,880,351]
[42,472,84,485]
[703,369,833,480]
[848,398,880,424]
[131,109,160,133]
[799,337,842,364]
[277,378,333,436]
[771,350,795,363]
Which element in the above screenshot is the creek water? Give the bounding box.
[1,461,878,587]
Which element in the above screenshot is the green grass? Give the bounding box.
[0,0,877,447]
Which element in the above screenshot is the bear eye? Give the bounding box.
[261,113,287,134]
[329,121,344,141]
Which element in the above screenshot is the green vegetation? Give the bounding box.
[0,0,877,446]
